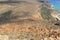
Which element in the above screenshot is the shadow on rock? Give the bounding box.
[0,10,20,25]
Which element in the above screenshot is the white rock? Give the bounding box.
[0,35,9,40]
[49,37,55,40]
[44,37,48,40]
[57,37,60,40]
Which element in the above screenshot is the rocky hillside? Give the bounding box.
[0,1,43,24]
[0,0,60,40]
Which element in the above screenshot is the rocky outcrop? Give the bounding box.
[51,10,60,21]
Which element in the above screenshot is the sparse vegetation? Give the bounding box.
[40,4,52,21]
